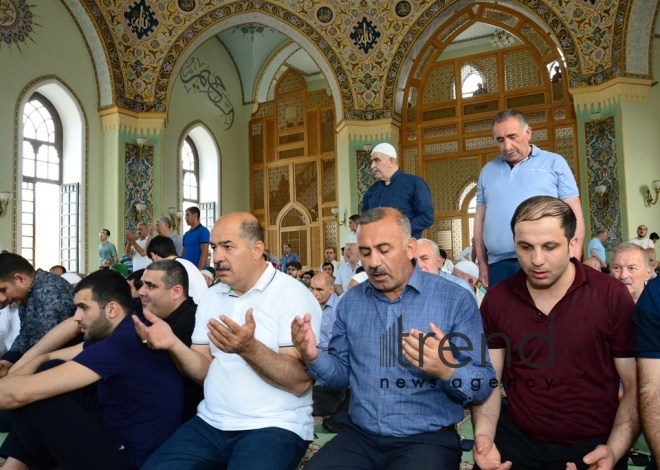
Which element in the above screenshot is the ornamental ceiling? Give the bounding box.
[58,0,658,120]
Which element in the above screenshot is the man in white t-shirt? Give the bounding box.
[137,212,322,469]
[629,224,654,249]
[125,223,152,271]
[145,235,208,304]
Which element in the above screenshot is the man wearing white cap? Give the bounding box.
[361,142,434,239]
[453,260,485,306]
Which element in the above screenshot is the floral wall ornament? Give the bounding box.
[0,0,37,50]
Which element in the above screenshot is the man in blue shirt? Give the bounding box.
[474,109,585,288]
[0,253,75,376]
[182,206,210,270]
[279,243,300,273]
[0,269,182,469]
[293,207,494,469]
[587,229,608,270]
[634,277,660,465]
[361,143,434,239]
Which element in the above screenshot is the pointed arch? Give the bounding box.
[157,8,347,123]
[389,1,581,116]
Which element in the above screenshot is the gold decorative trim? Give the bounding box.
[569,77,652,111]
[99,106,168,135]
[337,118,402,142]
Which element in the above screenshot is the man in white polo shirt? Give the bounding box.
[137,212,322,470]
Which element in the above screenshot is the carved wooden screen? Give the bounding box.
[402,4,578,260]
[249,70,337,269]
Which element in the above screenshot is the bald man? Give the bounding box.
[125,223,152,271]
[138,212,322,469]
[361,142,434,238]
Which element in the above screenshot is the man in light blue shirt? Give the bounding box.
[279,243,300,273]
[310,272,340,351]
[587,229,608,269]
[293,208,494,469]
[474,109,585,287]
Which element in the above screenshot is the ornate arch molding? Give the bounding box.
[157,6,349,121]
[623,0,659,77]
[387,0,632,116]
[72,2,350,119]
[63,0,120,109]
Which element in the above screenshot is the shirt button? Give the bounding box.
[380,390,385,396]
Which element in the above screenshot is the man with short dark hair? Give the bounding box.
[98,229,118,266]
[280,243,300,273]
[0,253,75,378]
[320,247,339,274]
[321,262,334,277]
[146,235,208,304]
[140,260,202,421]
[293,207,493,469]
[0,269,183,469]
[472,196,637,470]
[49,265,66,275]
[182,206,210,270]
[286,261,303,279]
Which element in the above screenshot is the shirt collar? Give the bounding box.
[511,257,587,303]
[499,144,539,165]
[324,292,340,310]
[217,261,275,297]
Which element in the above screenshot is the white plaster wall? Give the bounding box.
[165,37,251,218]
[0,0,101,263]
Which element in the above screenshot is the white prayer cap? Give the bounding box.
[454,261,479,280]
[371,143,397,160]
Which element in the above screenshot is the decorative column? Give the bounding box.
[570,77,654,244]
[98,107,166,270]
[335,118,401,244]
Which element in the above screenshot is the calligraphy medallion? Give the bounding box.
[349,17,380,55]
[124,0,159,41]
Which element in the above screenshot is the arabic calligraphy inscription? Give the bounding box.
[349,17,381,55]
[180,56,235,130]
[124,0,159,41]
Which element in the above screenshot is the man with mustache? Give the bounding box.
[474,109,585,288]
[610,243,654,303]
[293,207,494,469]
[137,212,322,470]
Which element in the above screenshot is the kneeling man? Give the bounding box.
[472,196,637,470]
[0,270,183,469]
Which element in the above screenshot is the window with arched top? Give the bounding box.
[180,128,218,232]
[20,84,84,272]
[22,93,63,268]
[181,136,199,209]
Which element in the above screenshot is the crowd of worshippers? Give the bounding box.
[0,109,659,470]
